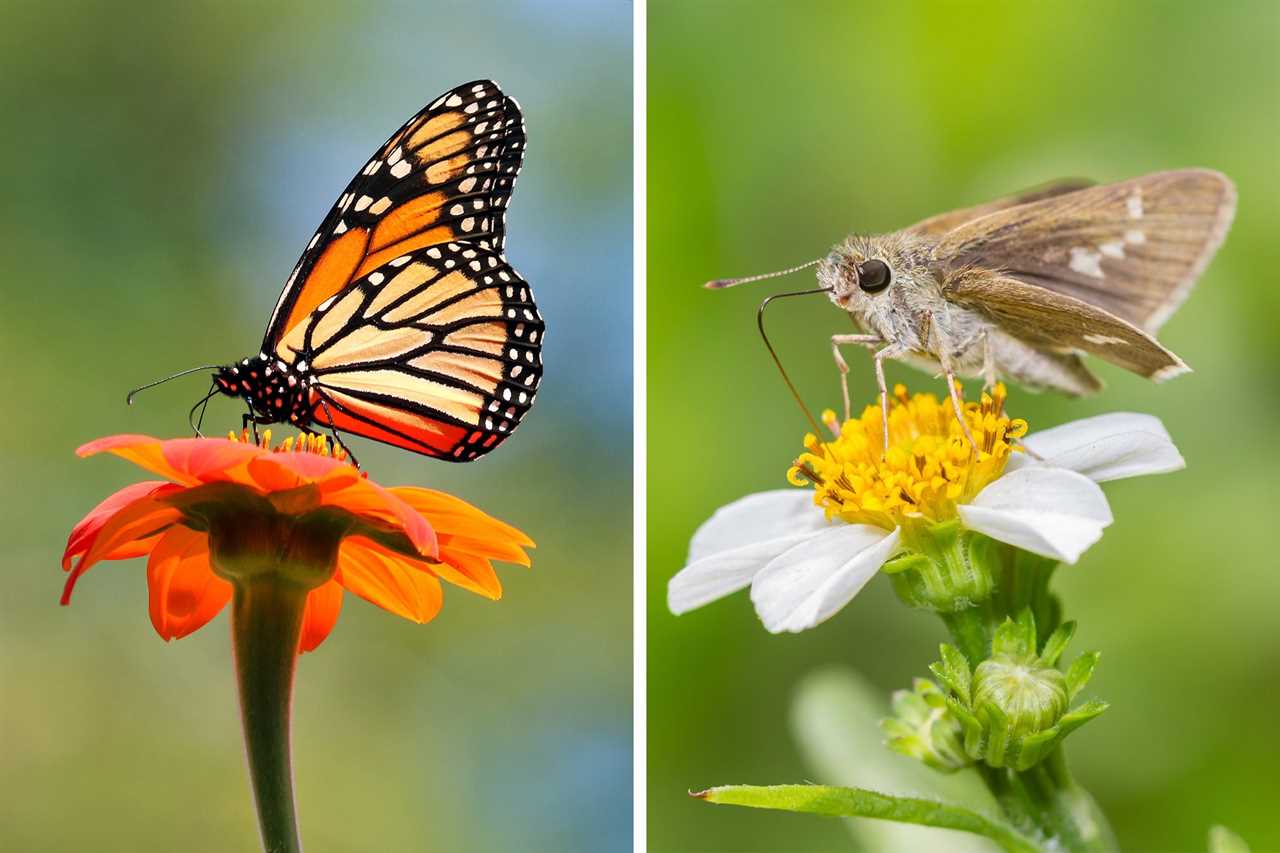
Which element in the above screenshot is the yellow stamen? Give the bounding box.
[788,383,1028,530]
[227,428,349,462]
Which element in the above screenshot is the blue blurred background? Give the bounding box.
[647,2,1279,851]
[0,1,631,850]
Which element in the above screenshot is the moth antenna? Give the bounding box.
[126,364,221,405]
[705,258,820,289]
[757,287,832,438]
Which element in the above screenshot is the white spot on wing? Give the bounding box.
[1127,192,1144,219]
[1084,333,1127,346]
[1099,241,1126,259]
[1068,247,1104,278]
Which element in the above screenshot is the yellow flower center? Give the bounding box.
[787,384,1028,530]
[228,428,351,462]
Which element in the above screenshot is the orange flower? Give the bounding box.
[62,432,533,652]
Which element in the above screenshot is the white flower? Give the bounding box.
[668,405,1182,635]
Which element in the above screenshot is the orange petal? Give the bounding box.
[63,480,177,570]
[62,494,185,605]
[299,580,344,653]
[390,486,534,547]
[160,438,264,485]
[326,479,437,559]
[145,526,229,640]
[357,535,500,600]
[337,538,443,623]
[439,533,532,567]
[247,451,361,494]
[77,435,198,485]
[434,547,503,600]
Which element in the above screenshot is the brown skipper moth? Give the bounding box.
[709,170,1236,447]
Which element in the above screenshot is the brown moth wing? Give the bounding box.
[943,270,1188,381]
[905,178,1094,237]
[932,169,1235,333]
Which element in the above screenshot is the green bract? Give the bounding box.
[929,610,1107,771]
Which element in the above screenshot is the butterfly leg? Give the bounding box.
[316,395,360,468]
[830,334,883,423]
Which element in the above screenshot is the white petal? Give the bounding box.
[960,467,1112,564]
[668,528,828,615]
[750,526,900,634]
[1012,412,1185,483]
[686,489,827,563]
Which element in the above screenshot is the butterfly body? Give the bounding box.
[193,80,542,462]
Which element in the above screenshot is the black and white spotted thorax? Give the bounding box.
[214,354,315,425]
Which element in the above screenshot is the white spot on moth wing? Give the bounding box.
[389,159,411,179]
[1125,229,1146,244]
[1083,333,1128,346]
[1127,192,1144,219]
[354,195,373,212]
[445,94,464,108]
[1068,247,1104,278]
[1099,241,1126,259]
[369,197,393,215]
[367,272,385,286]
[388,146,404,165]
[334,220,348,235]
[389,255,412,267]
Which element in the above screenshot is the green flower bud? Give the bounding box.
[882,678,971,773]
[933,609,1108,771]
[972,654,1068,739]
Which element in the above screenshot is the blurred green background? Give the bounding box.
[0,1,631,851]
[648,2,1278,851]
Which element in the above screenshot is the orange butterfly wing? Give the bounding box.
[282,243,542,460]
[263,79,525,350]
[257,80,539,461]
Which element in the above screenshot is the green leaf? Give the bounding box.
[694,784,1042,853]
[1208,825,1251,853]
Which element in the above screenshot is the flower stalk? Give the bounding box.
[231,577,308,853]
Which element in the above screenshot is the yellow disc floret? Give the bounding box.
[228,428,350,462]
[787,384,1028,530]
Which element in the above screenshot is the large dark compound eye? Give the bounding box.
[858,259,892,293]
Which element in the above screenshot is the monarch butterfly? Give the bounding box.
[134,80,542,463]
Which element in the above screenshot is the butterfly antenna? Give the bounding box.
[705,258,820,289]
[757,287,832,438]
[127,365,221,405]
[188,383,218,436]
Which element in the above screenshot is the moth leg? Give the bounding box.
[981,332,998,391]
[830,334,883,422]
[930,326,979,453]
[872,342,909,455]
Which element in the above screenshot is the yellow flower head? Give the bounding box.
[787,384,1028,530]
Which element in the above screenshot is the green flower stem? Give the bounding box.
[940,604,993,665]
[231,577,308,853]
[979,750,1116,853]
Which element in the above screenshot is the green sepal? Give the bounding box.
[1064,651,1101,699]
[1038,621,1077,668]
[931,643,972,703]
[889,521,997,612]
